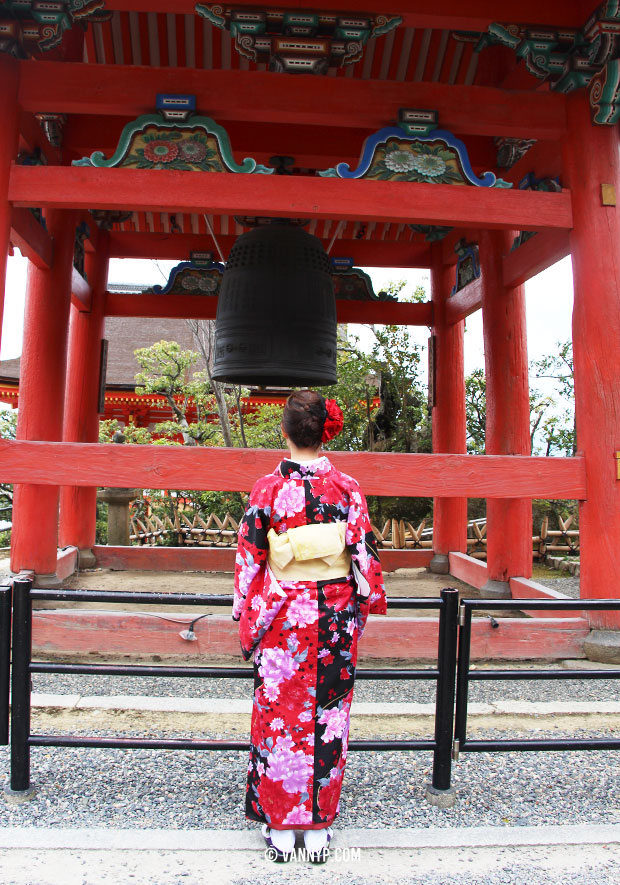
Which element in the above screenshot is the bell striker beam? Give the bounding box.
[429,244,467,573]
[10,209,77,581]
[0,54,20,348]
[563,94,620,656]
[480,228,532,596]
[59,235,110,562]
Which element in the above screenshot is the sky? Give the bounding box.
[1,252,574,395]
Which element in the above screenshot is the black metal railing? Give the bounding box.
[454,597,620,756]
[0,584,11,746]
[6,578,459,797]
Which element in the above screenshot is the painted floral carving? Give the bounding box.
[368,139,464,184]
[124,128,225,172]
[73,112,273,174]
[384,149,417,173]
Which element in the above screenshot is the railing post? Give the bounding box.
[0,584,12,745]
[425,586,459,808]
[4,577,36,802]
[454,602,473,747]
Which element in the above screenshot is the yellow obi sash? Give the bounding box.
[267,522,351,581]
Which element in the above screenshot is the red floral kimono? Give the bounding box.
[233,456,386,830]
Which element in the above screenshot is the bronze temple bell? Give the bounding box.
[212,221,338,386]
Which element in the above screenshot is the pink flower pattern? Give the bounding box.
[234,457,386,829]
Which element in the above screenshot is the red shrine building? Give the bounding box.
[1,1,619,663]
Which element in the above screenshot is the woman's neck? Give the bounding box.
[286,443,322,463]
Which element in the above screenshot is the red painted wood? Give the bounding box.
[509,576,581,620]
[10,209,77,575]
[104,292,433,326]
[563,95,620,631]
[108,231,431,268]
[18,60,569,139]
[59,240,109,551]
[467,617,589,661]
[449,552,488,590]
[10,207,53,269]
[503,229,571,289]
[101,1,584,30]
[431,248,467,555]
[9,166,574,232]
[92,545,433,573]
[480,229,532,583]
[30,611,589,662]
[70,266,92,311]
[444,275,482,324]
[0,440,587,499]
[0,55,20,348]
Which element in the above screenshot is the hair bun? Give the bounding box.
[321,399,344,442]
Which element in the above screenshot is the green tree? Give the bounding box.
[532,340,575,455]
[464,368,486,453]
[134,341,223,446]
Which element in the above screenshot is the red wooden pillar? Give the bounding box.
[479,228,532,597]
[58,234,109,564]
[429,244,467,573]
[10,209,77,581]
[563,95,620,660]
[0,54,20,349]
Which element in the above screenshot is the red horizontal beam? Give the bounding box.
[0,439,586,499]
[9,166,574,231]
[108,231,431,267]
[444,275,482,324]
[17,61,568,139]
[93,545,433,573]
[103,1,585,32]
[10,207,53,269]
[31,611,589,662]
[103,292,433,325]
[71,266,91,311]
[503,229,571,288]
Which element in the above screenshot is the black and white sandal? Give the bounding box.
[304,827,333,864]
[261,824,294,863]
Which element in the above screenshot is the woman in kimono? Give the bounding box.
[233,390,386,863]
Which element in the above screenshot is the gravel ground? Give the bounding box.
[535,575,581,599]
[2,728,619,831]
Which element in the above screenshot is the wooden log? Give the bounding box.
[30,610,590,662]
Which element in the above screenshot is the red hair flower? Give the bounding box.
[322,398,344,442]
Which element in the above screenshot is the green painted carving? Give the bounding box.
[475,2,620,123]
[195,5,401,73]
[73,112,273,174]
[590,58,620,123]
[0,0,109,57]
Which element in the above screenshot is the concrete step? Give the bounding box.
[0,824,618,885]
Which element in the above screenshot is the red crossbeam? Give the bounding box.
[104,292,433,325]
[18,61,568,140]
[0,439,586,499]
[9,166,574,231]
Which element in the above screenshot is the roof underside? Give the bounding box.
[12,1,590,265]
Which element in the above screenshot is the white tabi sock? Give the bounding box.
[270,828,295,854]
[304,828,329,852]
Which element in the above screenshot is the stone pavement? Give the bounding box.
[0,824,619,884]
